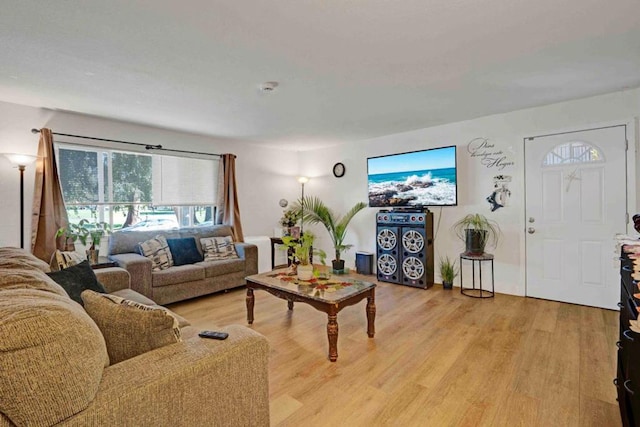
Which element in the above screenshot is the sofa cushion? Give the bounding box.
[0,288,108,426]
[47,260,107,306]
[178,225,235,254]
[138,235,174,271]
[152,264,205,288]
[110,288,191,328]
[167,237,203,266]
[108,229,182,255]
[81,290,181,364]
[201,236,239,261]
[0,265,69,297]
[0,247,51,272]
[198,258,245,278]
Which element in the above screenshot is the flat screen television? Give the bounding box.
[367,145,457,208]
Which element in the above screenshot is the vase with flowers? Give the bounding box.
[279,207,301,236]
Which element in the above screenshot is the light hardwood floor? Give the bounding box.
[168,275,620,426]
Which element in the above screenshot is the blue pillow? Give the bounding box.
[167,237,203,266]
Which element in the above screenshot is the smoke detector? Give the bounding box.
[259,81,279,92]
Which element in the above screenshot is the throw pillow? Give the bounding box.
[166,237,203,266]
[138,235,174,271]
[51,250,85,271]
[81,290,181,364]
[200,236,239,261]
[46,260,107,306]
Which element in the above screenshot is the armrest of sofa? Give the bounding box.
[60,325,270,427]
[235,242,258,276]
[108,253,153,299]
[93,267,130,293]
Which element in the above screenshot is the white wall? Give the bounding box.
[2,89,639,297]
[0,101,299,248]
[299,88,640,296]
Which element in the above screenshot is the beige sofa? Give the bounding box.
[107,225,258,305]
[0,247,269,427]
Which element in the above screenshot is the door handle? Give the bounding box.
[527,227,535,234]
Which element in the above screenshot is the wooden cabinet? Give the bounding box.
[616,250,640,426]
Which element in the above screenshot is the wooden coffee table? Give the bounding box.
[245,269,376,362]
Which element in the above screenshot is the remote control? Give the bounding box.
[198,331,229,340]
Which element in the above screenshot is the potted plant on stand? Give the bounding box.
[56,219,111,265]
[281,232,326,280]
[299,196,367,273]
[452,213,500,255]
[439,256,459,290]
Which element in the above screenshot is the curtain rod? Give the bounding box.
[31,128,222,158]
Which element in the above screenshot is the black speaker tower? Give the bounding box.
[375,209,434,289]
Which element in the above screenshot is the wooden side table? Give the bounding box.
[91,256,118,270]
[270,237,289,269]
[460,252,494,298]
[269,237,312,270]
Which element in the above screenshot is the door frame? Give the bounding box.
[520,119,637,301]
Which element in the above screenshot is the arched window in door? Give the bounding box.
[542,141,604,166]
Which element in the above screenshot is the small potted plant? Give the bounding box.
[452,213,500,255]
[56,219,111,264]
[439,256,459,290]
[281,232,326,280]
[298,196,366,273]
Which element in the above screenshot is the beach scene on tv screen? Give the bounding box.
[368,146,457,207]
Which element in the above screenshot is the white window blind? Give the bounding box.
[152,155,219,206]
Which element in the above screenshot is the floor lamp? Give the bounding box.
[298,176,309,236]
[4,154,37,248]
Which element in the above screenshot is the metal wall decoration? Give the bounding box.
[486,175,512,211]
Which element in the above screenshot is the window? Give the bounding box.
[542,142,604,166]
[55,144,218,231]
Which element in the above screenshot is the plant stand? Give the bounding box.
[460,253,494,298]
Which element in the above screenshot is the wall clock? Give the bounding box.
[332,162,346,178]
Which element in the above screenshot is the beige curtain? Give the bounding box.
[31,128,71,261]
[215,154,244,242]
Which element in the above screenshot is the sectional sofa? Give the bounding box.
[0,247,269,426]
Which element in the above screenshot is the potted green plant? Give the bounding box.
[452,213,500,255]
[298,196,366,273]
[281,232,326,280]
[56,219,111,264]
[439,256,459,290]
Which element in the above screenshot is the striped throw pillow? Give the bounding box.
[200,236,239,261]
[138,235,174,271]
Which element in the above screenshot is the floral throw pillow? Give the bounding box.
[137,235,174,271]
[200,236,239,261]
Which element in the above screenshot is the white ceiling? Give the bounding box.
[1,1,639,149]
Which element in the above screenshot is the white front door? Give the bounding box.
[525,126,627,309]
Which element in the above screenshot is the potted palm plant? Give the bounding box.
[439,256,459,290]
[56,219,111,264]
[298,196,367,273]
[281,232,326,280]
[452,213,500,255]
